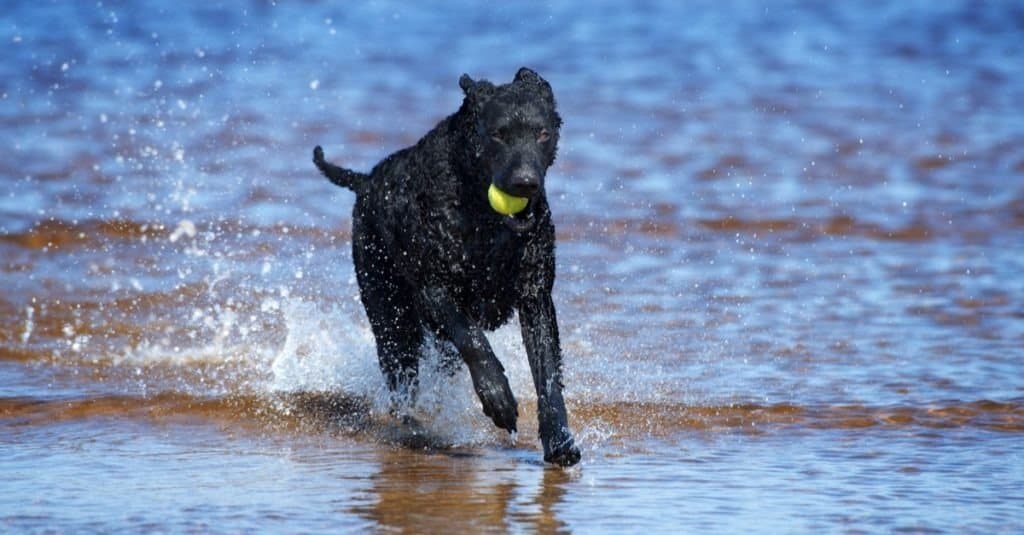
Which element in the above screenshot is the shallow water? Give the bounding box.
[2,1,1023,532]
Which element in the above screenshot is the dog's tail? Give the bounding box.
[313,146,368,192]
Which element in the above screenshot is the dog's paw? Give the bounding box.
[313,145,325,167]
[544,437,581,467]
[473,371,518,434]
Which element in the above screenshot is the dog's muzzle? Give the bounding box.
[501,197,538,234]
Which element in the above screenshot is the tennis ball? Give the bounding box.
[487,184,529,215]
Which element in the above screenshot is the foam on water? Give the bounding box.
[265,297,541,446]
[93,261,547,448]
[266,299,379,395]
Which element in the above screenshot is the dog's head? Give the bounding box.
[460,68,561,212]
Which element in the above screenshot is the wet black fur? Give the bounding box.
[312,68,580,466]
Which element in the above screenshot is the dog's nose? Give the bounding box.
[506,168,540,197]
[506,182,538,198]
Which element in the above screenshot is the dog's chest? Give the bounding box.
[455,227,525,326]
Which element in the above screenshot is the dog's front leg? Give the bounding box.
[519,294,581,466]
[423,288,518,434]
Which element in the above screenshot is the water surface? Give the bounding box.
[2,1,1023,532]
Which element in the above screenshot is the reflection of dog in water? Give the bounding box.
[282,392,433,450]
[312,68,579,466]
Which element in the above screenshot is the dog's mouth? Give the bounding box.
[487,182,538,233]
[501,198,536,233]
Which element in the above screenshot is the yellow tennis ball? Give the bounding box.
[487,184,529,215]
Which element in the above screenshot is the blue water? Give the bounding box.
[2,1,1023,532]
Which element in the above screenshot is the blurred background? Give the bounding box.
[2,1,1022,532]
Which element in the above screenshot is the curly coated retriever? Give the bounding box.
[312,68,580,466]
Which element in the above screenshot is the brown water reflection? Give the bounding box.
[354,449,571,533]
[4,389,1021,440]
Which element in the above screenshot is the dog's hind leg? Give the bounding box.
[353,229,421,404]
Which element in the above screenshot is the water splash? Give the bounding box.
[265,298,540,447]
[21,305,34,345]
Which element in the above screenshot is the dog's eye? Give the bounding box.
[490,131,504,143]
[537,129,550,143]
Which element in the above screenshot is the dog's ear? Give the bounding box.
[459,74,476,95]
[460,74,494,97]
[459,74,495,108]
[514,67,554,100]
[514,67,540,83]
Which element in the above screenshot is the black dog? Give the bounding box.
[312,68,580,466]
